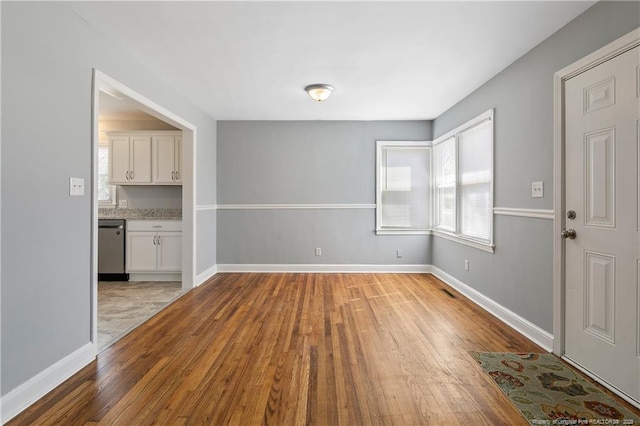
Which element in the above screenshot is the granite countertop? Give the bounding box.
[98,208,182,221]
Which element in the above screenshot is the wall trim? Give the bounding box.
[493,207,554,220]
[1,343,95,424]
[216,203,376,210]
[195,264,218,286]
[196,204,217,211]
[216,264,431,273]
[430,266,554,352]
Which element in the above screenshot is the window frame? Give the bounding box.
[432,109,494,253]
[375,140,432,235]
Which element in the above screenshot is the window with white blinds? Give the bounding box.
[432,109,494,248]
[434,137,456,232]
[376,141,431,234]
[458,120,492,241]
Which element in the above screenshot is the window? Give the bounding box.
[98,144,116,207]
[376,141,431,234]
[433,110,494,250]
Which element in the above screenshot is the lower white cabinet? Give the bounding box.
[126,220,182,280]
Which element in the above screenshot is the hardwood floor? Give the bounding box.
[11,273,553,425]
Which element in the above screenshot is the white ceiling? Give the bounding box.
[71,1,595,121]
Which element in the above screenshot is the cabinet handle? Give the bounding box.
[157,236,161,245]
[130,170,134,180]
[172,171,175,181]
[175,171,180,180]
[153,235,157,245]
[126,171,130,180]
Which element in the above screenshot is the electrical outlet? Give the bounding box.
[464,259,469,271]
[396,249,403,258]
[315,248,322,256]
[118,199,128,208]
[532,181,544,198]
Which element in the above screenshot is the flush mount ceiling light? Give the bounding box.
[304,84,334,102]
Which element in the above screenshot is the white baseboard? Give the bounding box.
[1,342,96,424]
[195,264,218,286]
[430,266,554,352]
[216,264,431,273]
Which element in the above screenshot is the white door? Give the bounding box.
[156,232,182,272]
[126,232,157,272]
[565,46,640,403]
[109,136,131,184]
[129,136,152,183]
[153,135,177,183]
[174,136,182,183]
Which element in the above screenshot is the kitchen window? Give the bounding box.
[98,144,116,207]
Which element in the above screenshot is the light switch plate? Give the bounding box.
[69,177,85,196]
[532,181,543,198]
[118,199,128,208]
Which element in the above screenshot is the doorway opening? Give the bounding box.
[92,70,197,351]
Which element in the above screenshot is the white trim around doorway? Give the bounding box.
[92,69,198,352]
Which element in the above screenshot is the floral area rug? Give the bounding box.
[470,352,639,425]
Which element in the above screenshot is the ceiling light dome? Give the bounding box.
[304,84,334,102]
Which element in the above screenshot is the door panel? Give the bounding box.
[584,128,615,228]
[584,250,615,344]
[130,136,152,183]
[126,232,157,272]
[565,46,640,403]
[109,136,130,184]
[153,136,176,183]
[157,232,182,272]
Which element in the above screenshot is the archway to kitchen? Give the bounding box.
[92,69,196,351]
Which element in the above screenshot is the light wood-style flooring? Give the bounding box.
[9,273,629,425]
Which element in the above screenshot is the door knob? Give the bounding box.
[561,229,576,239]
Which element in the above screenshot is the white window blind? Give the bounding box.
[376,142,431,233]
[431,109,494,249]
[458,120,492,242]
[434,137,456,232]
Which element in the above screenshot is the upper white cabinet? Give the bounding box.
[152,135,182,184]
[109,135,152,184]
[108,131,182,186]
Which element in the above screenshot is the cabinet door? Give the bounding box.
[126,231,157,271]
[153,136,176,183]
[156,232,182,271]
[174,136,182,183]
[130,136,152,183]
[110,136,131,184]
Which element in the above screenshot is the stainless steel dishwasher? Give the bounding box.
[98,219,129,281]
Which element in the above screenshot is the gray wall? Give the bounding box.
[217,121,432,265]
[431,1,640,333]
[1,2,217,395]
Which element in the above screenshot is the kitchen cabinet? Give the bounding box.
[108,131,182,185]
[109,135,152,184]
[152,135,182,184]
[126,220,182,280]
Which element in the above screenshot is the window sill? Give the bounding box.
[375,228,432,235]
[431,230,494,253]
[99,202,117,209]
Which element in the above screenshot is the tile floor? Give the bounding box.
[98,281,185,351]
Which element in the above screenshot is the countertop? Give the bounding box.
[98,208,182,221]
